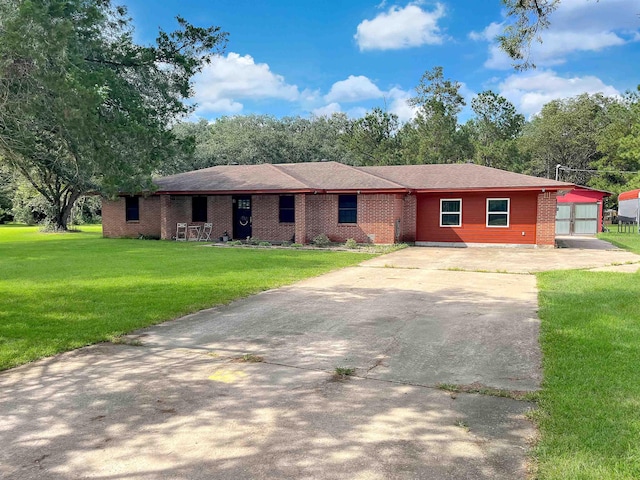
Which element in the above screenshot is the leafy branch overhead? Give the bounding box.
[498,0,560,70]
[0,0,227,230]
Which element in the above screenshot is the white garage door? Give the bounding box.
[556,203,599,235]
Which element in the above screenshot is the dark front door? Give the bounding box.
[233,195,252,240]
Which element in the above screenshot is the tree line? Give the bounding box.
[1,0,637,229]
[165,73,640,205]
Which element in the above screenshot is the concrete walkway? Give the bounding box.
[2,238,637,479]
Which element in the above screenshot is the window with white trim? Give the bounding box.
[440,199,462,227]
[486,198,510,227]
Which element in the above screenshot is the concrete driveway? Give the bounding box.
[362,239,640,273]
[4,239,636,479]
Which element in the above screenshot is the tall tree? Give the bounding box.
[592,88,640,191]
[466,91,525,170]
[519,93,615,184]
[409,66,469,164]
[340,108,401,165]
[0,0,226,229]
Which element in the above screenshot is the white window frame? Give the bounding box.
[486,198,510,228]
[439,198,462,227]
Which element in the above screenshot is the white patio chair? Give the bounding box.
[199,223,212,241]
[176,223,187,241]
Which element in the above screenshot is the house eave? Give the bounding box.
[153,188,315,196]
[414,186,573,194]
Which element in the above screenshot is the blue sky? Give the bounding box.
[122,0,640,122]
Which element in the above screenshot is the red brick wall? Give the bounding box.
[211,196,233,240]
[295,194,307,244]
[102,196,161,238]
[536,191,557,246]
[102,192,418,245]
[416,191,541,245]
[160,195,189,240]
[252,195,296,242]
[302,193,399,244]
[159,195,233,240]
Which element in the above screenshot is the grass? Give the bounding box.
[599,232,640,254]
[334,366,356,378]
[236,353,264,363]
[0,225,373,371]
[535,268,640,479]
[437,382,539,402]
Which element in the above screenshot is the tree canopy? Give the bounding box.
[0,0,226,229]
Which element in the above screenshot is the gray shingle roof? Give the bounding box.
[153,161,573,194]
[361,164,573,190]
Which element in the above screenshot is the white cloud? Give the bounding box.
[325,75,384,103]
[469,21,502,42]
[313,85,419,123]
[312,102,343,117]
[192,52,300,114]
[196,99,243,114]
[473,0,639,69]
[386,87,418,123]
[355,3,447,51]
[498,70,620,117]
[484,31,627,70]
[346,106,369,119]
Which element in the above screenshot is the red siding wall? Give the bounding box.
[102,196,161,238]
[416,191,543,245]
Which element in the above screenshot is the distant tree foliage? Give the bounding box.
[0,0,227,229]
[166,114,352,174]
[518,94,616,184]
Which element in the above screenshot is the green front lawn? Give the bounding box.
[535,265,640,477]
[0,225,372,371]
[599,232,640,254]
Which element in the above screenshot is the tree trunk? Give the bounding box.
[51,190,81,231]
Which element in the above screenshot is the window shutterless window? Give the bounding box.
[440,199,461,227]
[486,198,510,227]
[279,195,295,223]
[125,196,139,222]
[192,197,207,222]
[338,195,357,224]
